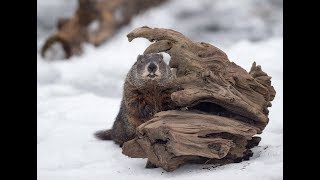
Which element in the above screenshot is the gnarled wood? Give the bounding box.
[127,26,275,131]
[122,27,276,171]
[123,110,261,171]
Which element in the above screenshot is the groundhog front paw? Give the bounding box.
[140,105,154,118]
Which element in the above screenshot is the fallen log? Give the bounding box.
[40,0,167,60]
[122,27,276,171]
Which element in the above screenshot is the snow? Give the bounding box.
[37,0,283,179]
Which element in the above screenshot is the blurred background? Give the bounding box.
[37,0,282,96]
[37,0,283,48]
[37,0,283,179]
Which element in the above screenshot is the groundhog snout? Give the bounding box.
[147,62,157,73]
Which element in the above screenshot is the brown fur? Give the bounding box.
[95,53,176,146]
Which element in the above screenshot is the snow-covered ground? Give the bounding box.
[37,0,283,179]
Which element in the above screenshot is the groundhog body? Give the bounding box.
[95,53,176,146]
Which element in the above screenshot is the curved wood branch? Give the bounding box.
[41,0,167,59]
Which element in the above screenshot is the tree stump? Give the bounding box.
[40,0,167,60]
[122,27,276,171]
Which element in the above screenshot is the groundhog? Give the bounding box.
[94,53,176,146]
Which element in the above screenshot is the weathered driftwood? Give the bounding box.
[122,27,276,171]
[122,110,262,171]
[41,0,167,59]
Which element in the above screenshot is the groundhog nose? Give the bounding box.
[148,63,157,73]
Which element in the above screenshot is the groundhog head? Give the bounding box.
[128,53,173,87]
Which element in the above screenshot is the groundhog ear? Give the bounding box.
[137,55,143,61]
[157,53,163,59]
